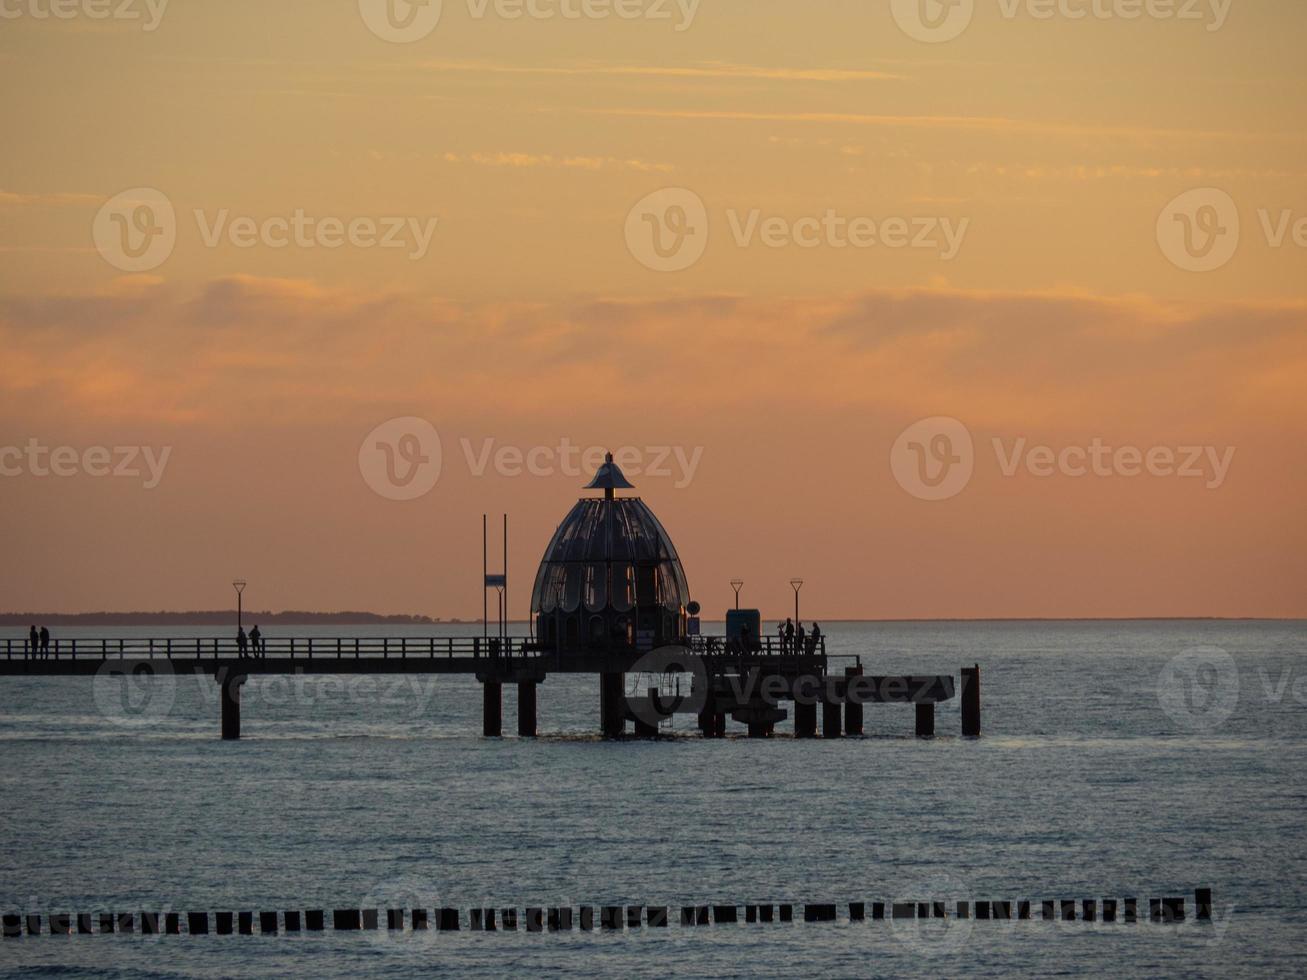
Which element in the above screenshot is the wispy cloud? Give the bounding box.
[442,151,673,173]
[407,60,905,83]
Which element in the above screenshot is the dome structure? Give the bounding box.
[530,453,691,651]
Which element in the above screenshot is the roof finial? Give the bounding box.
[584,450,635,499]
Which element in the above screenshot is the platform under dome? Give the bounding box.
[530,454,691,651]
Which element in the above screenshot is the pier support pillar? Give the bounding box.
[517,682,537,738]
[698,692,723,738]
[220,673,246,741]
[600,672,626,738]
[794,699,817,738]
[961,664,981,738]
[915,701,935,738]
[822,695,842,738]
[844,666,864,736]
[747,720,774,738]
[483,681,502,738]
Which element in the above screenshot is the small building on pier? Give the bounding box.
[529,453,691,652]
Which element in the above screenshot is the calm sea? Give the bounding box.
[1,620,1304,978]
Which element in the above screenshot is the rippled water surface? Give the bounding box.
[1,620,1304,977]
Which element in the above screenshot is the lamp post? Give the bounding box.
[730,578,744,610]
[233,579,246,631]
[789,578,804,624]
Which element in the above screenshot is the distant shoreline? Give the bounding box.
[0,612,1300,626]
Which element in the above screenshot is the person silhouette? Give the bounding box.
[811,622,823,653]
[775,621,785,652]
[39,626,50,658]
[249,625,262,658]
[784,617,795,653]
[237,626,248,657]
[796,621,806,653]
[28,625,38,659]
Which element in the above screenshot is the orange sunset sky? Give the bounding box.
[1,0,1304,620]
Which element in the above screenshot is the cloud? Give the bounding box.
[442,151,673,173]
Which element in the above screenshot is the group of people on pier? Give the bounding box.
[25,625,51,658]
[236,625,265,657]
[778,618,822,655]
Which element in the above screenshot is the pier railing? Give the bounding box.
[0,634,826,663]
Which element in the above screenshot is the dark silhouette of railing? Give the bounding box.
[0,634,826,663]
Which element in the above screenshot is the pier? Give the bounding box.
[1,456,981,742]
[0,636,976,741]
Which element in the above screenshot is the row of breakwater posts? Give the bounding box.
[3,891,1216,937]
[0,636,981,741]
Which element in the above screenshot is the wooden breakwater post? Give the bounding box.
[961,664,981,737]
[600,673,626,738]
[1196,888,1213,921]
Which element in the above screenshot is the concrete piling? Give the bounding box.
[647,906,668,927]
[525,906,545,932]
[518,681,538,737]
[844,666,864,735]
[1042,901,1055,921]
[600,906,622,930]
[215,912,233,935]
[387,909,403,931]
[1061,901,1075,921]
[600,673,626,737]
[334,910,360,931]
[714,905,739,924]
[1017,901,1030,920]
[994,901,1011,920]
[306,910,325,931]
[961,664,981,737]
[577,907,593,931]
[362,909,379,930]
[850,902,865,921]
[680,906,695,926]
[116,913,134,934]
[1103,900,1117,923]
[915,702,935,738]
[49,913,70,935]
[79,913,95,935]
[411,908,428,930]
[482,682,503,738]
[220,674,246,741]
[1196,888,1213,921]
[26,914,41,936]
[1149,899,1162,922]
[794,699,818,738]
[2,914,20,938]
[438,907,460,931]
[261,912,279,934]
[976,901,990,920]
[139,911,157,935]
[626,906,642,928]
[1082,900,1096,923]
[759,904,775,922]
[284,910,302,931]
[822,696,842,738]
[696,905,711,926]
[500,908,517,930]
[778,904,793,923]
[239,911,255,935]
[804,904,836,923]
[892,903,916,919]
[955,902,969,919]
[1162,897,1185,922]
[1124,898,1137,923]
[745,904,758,923]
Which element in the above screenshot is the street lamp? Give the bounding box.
[789,578,804,624]
[232,579,247,631]
[730,578,744,610]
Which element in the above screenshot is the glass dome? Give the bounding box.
[530,455,691,652]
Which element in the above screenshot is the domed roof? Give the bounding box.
[529,454,691,625]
